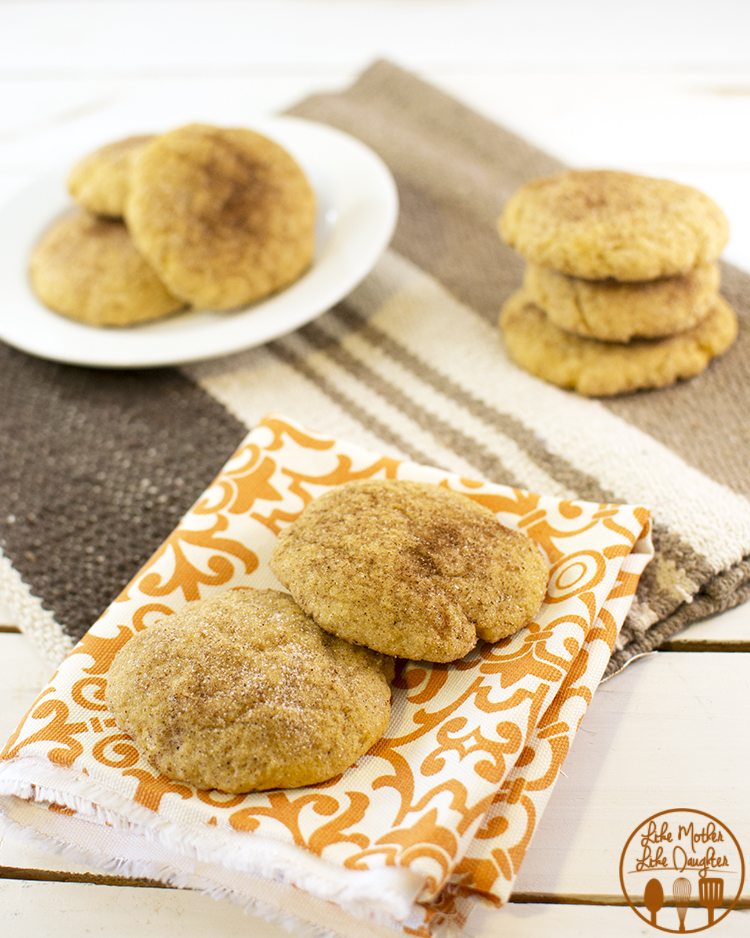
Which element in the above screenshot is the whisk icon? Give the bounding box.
[673,877,692,932]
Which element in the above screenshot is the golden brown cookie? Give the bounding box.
[67,135,153,218]
[499,170,729,281]
[126,123,316,310]
[29,211,184,327]
[499,289,737,396]
[524,262,720,342]
[270,480,548,663]
[106,588,393,793]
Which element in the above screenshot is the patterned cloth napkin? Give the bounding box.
[1,62,749,676]
[0,416,652,936]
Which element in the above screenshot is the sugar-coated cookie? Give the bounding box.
[29,211,184,327]
[524,262,720,342]
[271,480,548,662]
[106,589,394,793]
[126,124,316,310]
[499,289,737,396]
[499,170,728,281]
[67,135,153,218]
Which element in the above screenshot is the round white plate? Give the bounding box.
[0,117,398,368]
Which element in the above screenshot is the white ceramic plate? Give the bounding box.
[0,117,398,368]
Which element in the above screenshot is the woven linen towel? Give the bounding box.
[1,61,749,674]
[0,415,652,936]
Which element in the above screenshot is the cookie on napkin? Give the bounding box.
[107,588,393,792]
[270,479,549,662]
[0,415,653,938]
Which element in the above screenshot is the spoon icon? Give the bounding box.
[644,878,664,927]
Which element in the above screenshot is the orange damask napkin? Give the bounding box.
[0,416,652,936]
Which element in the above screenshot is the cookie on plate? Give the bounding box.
[271,480,548,663]
[499,289,737,396]
[126,123,316,310]
[67,135,153,218]
[106,588,394,793]
[29,210,184,327]
[523,262,720,342]
[499,170,728,281]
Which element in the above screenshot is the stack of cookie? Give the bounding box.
[29,125,316,327]
[498,170,737,396]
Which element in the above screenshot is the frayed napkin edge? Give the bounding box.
[0,760,425,937]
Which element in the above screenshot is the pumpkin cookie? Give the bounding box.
[29,211,184,327]
[271,480,548,663]
[126,123,316,310]
[499,170,728,281]
[499,289,737,396]
[68,135,153,218]
[106,589,393,793]
[524,262,720,342]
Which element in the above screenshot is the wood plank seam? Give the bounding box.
[0,865,167,889]
[1,869,748,912]
[659,641,750,651]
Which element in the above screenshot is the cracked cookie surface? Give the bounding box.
[271,479,548,662]
[499,289,737,396]
[499,170,728,281]
[29,210,184,326]
[524,262,720,342]
[126,123,316,310]
[106,588,393,793]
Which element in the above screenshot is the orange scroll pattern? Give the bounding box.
[0,415,652,934]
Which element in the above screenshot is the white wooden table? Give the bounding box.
[1,2,749,935]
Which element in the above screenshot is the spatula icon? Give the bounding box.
[699,876,724,926]
[644,878,664,927]
[673,877,692,932]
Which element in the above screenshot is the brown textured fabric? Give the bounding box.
[1,60,748,676]
[289,66,750,490]
[607,261,750,498]
[0,345,246,641]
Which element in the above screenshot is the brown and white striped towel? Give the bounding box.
[1,60,749,674]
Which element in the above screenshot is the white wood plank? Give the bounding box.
[667,602,749,647]
[514,653,750,898]
[4,880,748,938]
[468,902,750,937]
[431,72,750,168]
[0,838,103,880]
[1,1,749,73]
[0,880,288,937]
